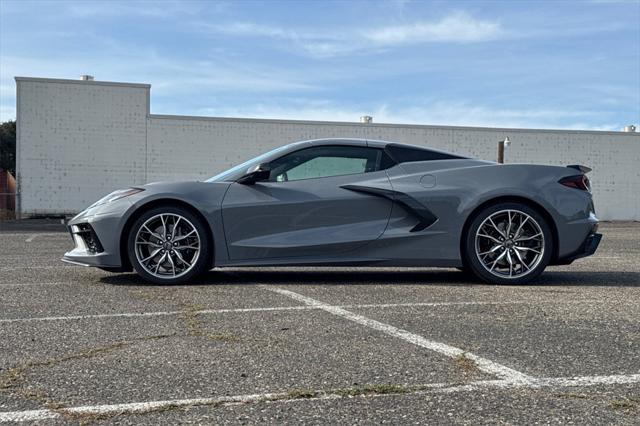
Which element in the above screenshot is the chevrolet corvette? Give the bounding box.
[63,138,601,284]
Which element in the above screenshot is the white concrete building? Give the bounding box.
[14,76,640,220]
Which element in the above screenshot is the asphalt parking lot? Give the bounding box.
[0,221,638,424]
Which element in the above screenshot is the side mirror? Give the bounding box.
[237,163,271,184]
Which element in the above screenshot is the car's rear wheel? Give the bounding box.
[464,202,553,284]
[127,206,210,284]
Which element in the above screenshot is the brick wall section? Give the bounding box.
[16,77,640,219]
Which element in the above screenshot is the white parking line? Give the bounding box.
[0,232,66,238]
[1,373,638,423]
[0,255,66,261]
[0,265,74,271]
[0,301,526,324]
[539,374,640,387]
[0,306,312,324]
[265,287,533,383]
[25,233,66,242]
[0,282,75,288]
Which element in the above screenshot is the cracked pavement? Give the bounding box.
[0,220,638,424]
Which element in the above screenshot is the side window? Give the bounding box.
[269,146,384,182]
[385,144,466,163]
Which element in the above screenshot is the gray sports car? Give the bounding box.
[63,138,601,284]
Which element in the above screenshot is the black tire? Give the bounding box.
[454,266,474,280]
[127,206,211,284]
[463,202,553,285]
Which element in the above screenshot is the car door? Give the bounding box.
[221,145,394,261]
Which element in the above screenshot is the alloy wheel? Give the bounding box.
[474,209,545,279]
[134,213,201,279]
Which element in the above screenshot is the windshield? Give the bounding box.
[205,144,291,182]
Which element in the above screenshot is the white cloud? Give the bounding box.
[197,12,505,58]
[0,51,326,121]
[201,22,296,39]
[0,99,623,130]
[362,12,503,44]
[196,100,621,131]
[1,76,622,130]
[0,53,319,100]
[195,8,636,58]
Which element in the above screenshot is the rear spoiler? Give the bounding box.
[567,164,592,174]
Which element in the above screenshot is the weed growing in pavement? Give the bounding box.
[181,303,240,342]
[454,352,478,374]
[0,334,175,421]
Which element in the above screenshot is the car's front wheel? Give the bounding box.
[127,206,210,284]
[464,202,553,284]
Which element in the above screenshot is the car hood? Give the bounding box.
[141,180,211,192]
[131,180,232,207]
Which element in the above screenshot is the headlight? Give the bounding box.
[90,188,144,208]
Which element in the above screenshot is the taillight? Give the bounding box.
[560,175,591,192]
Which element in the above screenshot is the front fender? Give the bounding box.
[122,181,232,266]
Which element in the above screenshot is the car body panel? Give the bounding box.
[221,171,393,260]
[63,138,600,272]
[384,160,598,259]
[65,181,231,269]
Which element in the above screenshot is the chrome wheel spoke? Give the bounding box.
[141,248,162,264]
[478,245,502,256]
[475,209,545,279]
[514,246,541,254]
[137,241,161,247]
[172,217,181,237]
[514,216,529,239]
[516,232,542,242]
[477,233,502,245]
[488,217,506,238]
[513,248,530,271]
[160,215,168,238]
[172,230,195,243]
[506,250,514,277]
[155,253,167,274]
[506,211,513,236]
[167,253,176,276]
[134,213,201,280]
[173,249,192,268]
[490,250,507,271]
[174,244,198,250]
[142,225,163,241]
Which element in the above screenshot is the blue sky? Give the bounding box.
[1,0,638,130]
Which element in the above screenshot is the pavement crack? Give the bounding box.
[46,382,444,423]
[126,289,240,343]
[181,303,240,343]
[2,375,640,423]
[556,392,640,413]
[0,333,176,419]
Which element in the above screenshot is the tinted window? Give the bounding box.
[206,144,292,182]
[268,146,383,182]
[385,143,465,163]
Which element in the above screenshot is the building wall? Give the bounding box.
[15,78,149,215]
[16,77,640,219]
